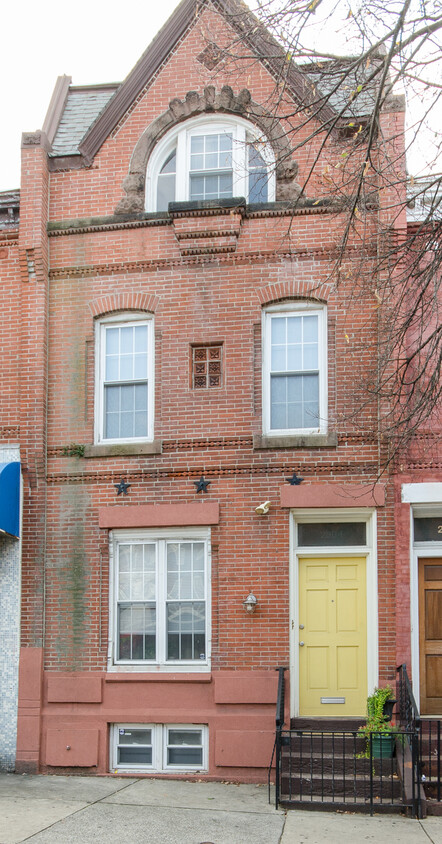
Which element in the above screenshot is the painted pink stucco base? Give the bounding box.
[16,650,286,782]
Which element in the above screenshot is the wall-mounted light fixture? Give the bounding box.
[255,501,270,515]
[243,592,258,614]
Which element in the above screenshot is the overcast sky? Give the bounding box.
[1,1,180,192]
[1,0,439,193]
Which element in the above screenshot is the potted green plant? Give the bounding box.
[358,686,398,759]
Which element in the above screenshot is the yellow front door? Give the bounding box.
[299,556,367,717]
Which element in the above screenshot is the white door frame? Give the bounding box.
[289,508,378,718]
[409,518,442,712]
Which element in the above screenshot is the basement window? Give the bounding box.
[111,724,208,773]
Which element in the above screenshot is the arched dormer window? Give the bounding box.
[146,115,276,211]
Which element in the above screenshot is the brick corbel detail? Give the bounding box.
[257,281,331,306]
[171,209,244,256]
[88,292,159,319]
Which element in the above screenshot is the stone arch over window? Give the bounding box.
[115,86,300,215]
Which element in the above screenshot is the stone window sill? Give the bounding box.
[84,440,162,458]
[253,433,338,450]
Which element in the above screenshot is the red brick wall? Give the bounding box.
[13,2,422,776]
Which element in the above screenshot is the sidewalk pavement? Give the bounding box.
[1,773,442,844]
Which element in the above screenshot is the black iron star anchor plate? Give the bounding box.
[286,472,304,486]
[115,479,131,496]
[194,475,211,494]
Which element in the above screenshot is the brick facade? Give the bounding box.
[2,0,440,778]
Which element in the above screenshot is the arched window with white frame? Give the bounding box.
[146,115,276,211]
[262,302,328,436]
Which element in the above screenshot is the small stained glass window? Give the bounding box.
[191,344,222,389]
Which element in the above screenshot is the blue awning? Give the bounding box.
[0,462,20,538]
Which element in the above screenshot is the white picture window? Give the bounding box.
[147,115,275,211]
[111,724,208,773]
[263,304,327,435]
[109,528,210,670]
[95,314,154,444]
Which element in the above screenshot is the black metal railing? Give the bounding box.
[269,666,287,805]
[398,664,442,806]
[420,720,442,803]
[271,665,439,816]
[274,728,416,815]
[397,663,421,732]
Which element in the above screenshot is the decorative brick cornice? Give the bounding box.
[0,426,20,440]
[46,461,380,485]
[48,244,368,281]
[47,216,170,237]
[46,202,336,238]
[89,292,159,318]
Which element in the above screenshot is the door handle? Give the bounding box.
[299,641,305,647]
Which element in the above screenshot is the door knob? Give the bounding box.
[299,624,304,630]
[299,641,305,647]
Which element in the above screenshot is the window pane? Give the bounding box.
[135,323,148,352]
[271,317,286,344]
[249,145,266,168]
[157,174,176,211]
[298,522,367,546]
[118,746,152,764]
[119,728,151,745]
[132,545,143,571]
[303,343,318,370]
[106,327,119,354]
[118,604,156,661]
[167,747,203,765]
[287,344,302,371]
[205,134,219,153]
[134,383,147,410]
[414,518,442,542]
[105,356,119,382]
[190,153,204,171]
[169,729,202,745]
[119,545,130,571]
[287,316,302,343]
[160,149,176,174]
[191,135,204,154]
[249,170,268,203]
[118,573,130,600]
[220,133,232,152]
[303,314,318,342]
[271,346,286,371]
[120,327,134,355]
[166,602,205,660]
[119,354,133,381]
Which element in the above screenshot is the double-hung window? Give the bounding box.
[263,304,327,435]
[148,115,275,211]
[96,314,153,443]
[110,528,210,670]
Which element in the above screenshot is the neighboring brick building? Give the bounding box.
[1,0,440,782]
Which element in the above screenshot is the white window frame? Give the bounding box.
[95,312,154,445]
[262,302,328,436]
[110,723,208,773]
[108,527,211,673]
[146,114,275,211]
